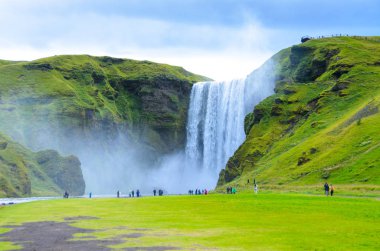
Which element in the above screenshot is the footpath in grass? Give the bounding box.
[0,193,379,250]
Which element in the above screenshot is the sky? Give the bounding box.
[0,0,379,80]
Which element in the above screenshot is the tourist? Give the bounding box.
[89,192,92,198]
[324,183,329,196]
[254,184,258,194]
[132,190,134,197]
[63,191,69,198]
[205,189,208,195]
[232,187,236,194]
[136,189,140,197]
[117,190,120,198]
[330,184,334,196]
[154,189,157,196]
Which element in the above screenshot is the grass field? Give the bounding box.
[0,193,379,250]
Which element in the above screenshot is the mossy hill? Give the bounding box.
[0,55,208,197]
[218,36,380,193]
[0,132,84,197]
[0,55,208,154]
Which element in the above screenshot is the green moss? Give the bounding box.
[218,36,380,191]
[0,133,84,197]
[0,55,209,155]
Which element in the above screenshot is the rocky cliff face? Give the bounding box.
[0,55,208,156]
[0,55,209,195]
[0,133,84,197]
[218,36,380,189]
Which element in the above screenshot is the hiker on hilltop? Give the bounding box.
[330,184,334,196]
[324,183,329,196]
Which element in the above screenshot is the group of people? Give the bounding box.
[188,189,208,195]
[153,189,164,196]
[324,183,335,196]
[226,187,236,194]
[129,190,141,197]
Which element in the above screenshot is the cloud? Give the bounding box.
[0,1,279,80]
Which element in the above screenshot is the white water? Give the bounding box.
[185,60,275,188]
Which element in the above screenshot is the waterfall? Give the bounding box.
[185,60,275,186]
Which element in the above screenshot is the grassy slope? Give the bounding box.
[0,133,84,197]
[218,37,380,194]
[0,194,379,250]
[0,55,208,197]
[0,55,208,152]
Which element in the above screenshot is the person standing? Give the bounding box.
[254,184,258,194]
[330,184,334,196]
[324,183,329,196]
[153,189,157,196]
[117,190,120,198]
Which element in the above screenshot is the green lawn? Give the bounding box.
[0,193,379,250]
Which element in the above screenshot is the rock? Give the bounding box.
[0,141,7,150]
[283,88,296,95]
[24,63,53,71]
[274,98,284,104]
[271,105,283,116]
[253,107,265,124]
[310,148,317,154]
[35,150,85,196]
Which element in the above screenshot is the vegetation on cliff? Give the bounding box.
[0,133,84,197]
[218,36,380,193]
[0,55,208,197]
[0,55,208,154]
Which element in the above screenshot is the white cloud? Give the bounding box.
[0,1,277,80]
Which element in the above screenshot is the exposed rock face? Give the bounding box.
[0,133,84,197]
[36,150,85,196]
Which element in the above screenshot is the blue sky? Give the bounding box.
[0,0,379,80]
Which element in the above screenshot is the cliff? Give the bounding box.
[218,36,380,192]
[0,133,84,197]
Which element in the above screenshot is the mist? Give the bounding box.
[0,59,275,196]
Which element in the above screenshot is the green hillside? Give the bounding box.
[0,133,84,197]
[0,55,208,197]
[0,55,208,154]
[218,36,380,194]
